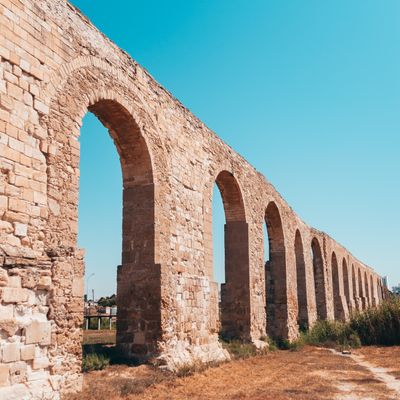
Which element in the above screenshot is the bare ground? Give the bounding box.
[66,345,400,400]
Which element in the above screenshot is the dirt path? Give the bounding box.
[68,346,400,400]
[349,347,400,398]
[324,348,400,400]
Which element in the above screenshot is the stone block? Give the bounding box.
[2,343,20,363]
[0,195,7,210]
[32,357,49,370]
[0,269,8,287]
[48,198,60,216]
[25,320,51,345]
[1,287,29,303]
[0,383,29,399]
[5,234,20,247]
[0,221,12,234]
[0,305,13,320]
[27,370,48,382]
[0,364,10,387]
[37,276,51,290]
[20,345,35,361]
[13,222,27,237]
[8,198,27,213]
[8,275,21,288]
[29,83,39,97]
[9,361,27,384]
[33,99,48,114]
[0,320,18,336]
[71,277,84,297]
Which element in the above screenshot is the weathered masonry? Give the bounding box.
[0,0,386,398]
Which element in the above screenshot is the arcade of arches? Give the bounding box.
[0,0,387,398]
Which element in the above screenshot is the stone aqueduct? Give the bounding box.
[0,0,386,398]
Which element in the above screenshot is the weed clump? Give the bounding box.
[175,361,222,377]
[222,340,259,359]
[82,352,110,372]
[265,336,278,351]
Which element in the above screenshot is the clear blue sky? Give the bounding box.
[73,0,400,298]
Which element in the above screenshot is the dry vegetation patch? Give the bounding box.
[64,346,400,400]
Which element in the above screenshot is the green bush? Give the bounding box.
[82,352,110,372]
[273,337,302,350]
[350,297,400,346]
[265,336,278,351]
[296,299,400,349]
[303,320,361,350]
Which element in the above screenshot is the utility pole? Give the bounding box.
[86,273,95,303]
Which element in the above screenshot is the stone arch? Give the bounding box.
[39,60,169,191]
[358,268,365,310]
[364,271,370,308]
[370,275,375,306]
[311,237,327,320]
[265,201,287,338]
[215,171,246,222]
[380,278,386,300]
[342,258,351,311]
[352,263,359,310]
[43,70,167,383]
[331,252,345,320]
[295,229,308,330]
[41,66,169,252]
[211,170,250,339]
[377,278,383,302]
[41,56,161,134]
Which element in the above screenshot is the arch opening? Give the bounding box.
[370,275,375,307]
[331,252,344,320]
[295,230,308,330]
[311,238,326,320]
[364,272,370,309]
[264,202,287,338]
[357,268,365,310]
[212,171,250,340]
[79,112,120,341]
[48,98,159,365]
[352,264,359,311]
[377,278,383,302]
[342,259,350,311]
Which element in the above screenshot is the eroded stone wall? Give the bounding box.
[0,0,386,398]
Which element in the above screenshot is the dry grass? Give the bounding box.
[63,346,399,400]
[66,364,173,400]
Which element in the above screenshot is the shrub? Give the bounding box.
[303,320,361,350]
[82,352,110,372]
[350,297,400,346]
[266,336,278,351]
[297,299,400,349]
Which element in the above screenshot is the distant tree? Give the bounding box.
[97,294,116,307]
